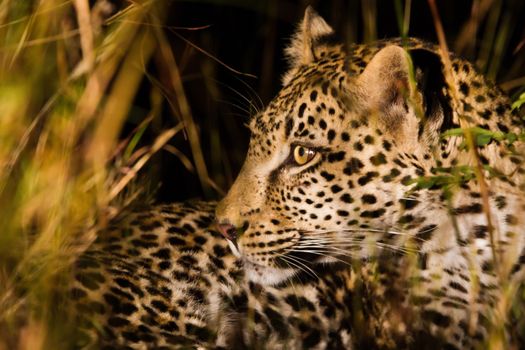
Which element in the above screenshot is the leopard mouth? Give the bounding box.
[224,238,299,286]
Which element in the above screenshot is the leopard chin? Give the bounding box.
[226,237,299,285]
[243,260,298,286]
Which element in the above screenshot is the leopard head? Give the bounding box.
[216,7,452,285]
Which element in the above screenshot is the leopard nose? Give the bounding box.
[216,222,238,241]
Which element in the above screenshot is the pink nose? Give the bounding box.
[216,222,237,241]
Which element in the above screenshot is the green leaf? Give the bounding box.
[506,132,518,144]
[475,133,493,146]
[512,92,525,110]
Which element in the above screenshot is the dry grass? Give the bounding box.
[0,0,187,348]
[0,0,523,349]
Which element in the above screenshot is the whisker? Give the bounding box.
[215,98,253,116]
[296,238,419,255]
[279,255,320,281]
[233,75,264,111]
[211,78,260,114]
[284,248,354,266]
[300,228,428,243]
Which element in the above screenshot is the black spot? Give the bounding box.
[343,158,364,175]
[303,329,322,348]
[152,248,170,260]
[364,135,374,144]
[158,261,171,270]
[337,210,349,217]
[328,151,346,163]
[308,116,315,125]
[482,260,494,273]
[213,245,228,257]
[449,281,468,294]
[398,214,414,224]
[298,103,307,118]
[341,132,350,141]
[186,324,212,340]
[193,235,207,245]
[120,302,138,316]
[415,225,437,241]
[475,95,486,103]
[353,142,364,151]
[401,175,412,185]
[320,171,335,181]
[331,185,343,193]
[319,120,327,129]
[357,171,379,186]
[479,109,492,120]
[321,81,329,94]
[122,331,140,343]
[284,295,315,312]
[400,198,419,210]
[115,277,133,289]
[327,129,336,141]
[284,116,293,137]
[495,196,506,209]
[177,254,198,267]
[340,193,353,203]
[310,90,318,102]
[360,208,386,218]
[151,299,169,312]
[495,104,506,116]
[473,225,487,239]
[382,140,392,151]
[459,82,469,95]
[361,194,377,204]
[168,237,186,246]
[188,288,206,304]
[421,310,452,329]
[264,306,289,337]
[393,158,407,168]
[497,122,509,133]
[370,153,387,165]
[453,203,482,215]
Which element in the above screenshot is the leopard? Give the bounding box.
[215,6,525,350]
[72,6,525,350]
[72,201,354,349]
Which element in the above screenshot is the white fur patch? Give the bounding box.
[244,261,297,286]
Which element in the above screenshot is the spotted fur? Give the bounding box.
[73,7,525,350]
[216,7,525,349]
[73,201,354,349]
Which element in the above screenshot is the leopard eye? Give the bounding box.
[292,145,316,166]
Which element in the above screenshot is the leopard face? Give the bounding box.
[216,8,525,288]
[216,10,438,285]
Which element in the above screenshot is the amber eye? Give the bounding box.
[292,145,316,166]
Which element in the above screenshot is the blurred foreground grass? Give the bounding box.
[0,1,182,347]
[0,0,523,349]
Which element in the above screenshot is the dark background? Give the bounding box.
[118,0,525,203]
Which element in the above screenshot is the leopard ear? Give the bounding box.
[357,45,422,136]
[357,45,452,147]
[282,7,334,84]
